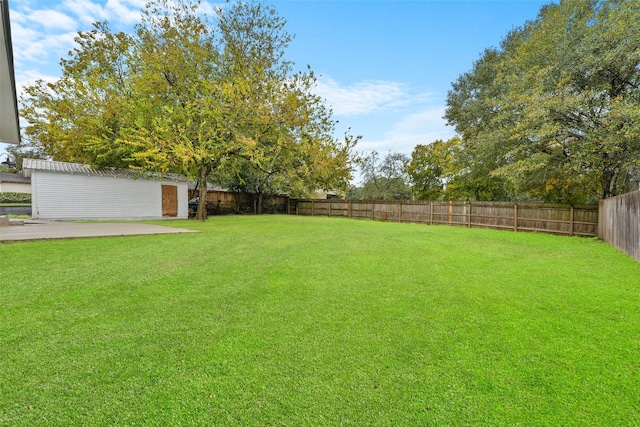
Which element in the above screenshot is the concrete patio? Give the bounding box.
[0,218,198,242]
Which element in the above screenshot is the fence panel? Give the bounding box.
[470,202,515,230]
[518,204,571,235]
[431,202,450,225]
[399,202,430,224]
[291,199,599,238]
[599,191,640,262]
[352,201,372,220]
[329,200,349,218]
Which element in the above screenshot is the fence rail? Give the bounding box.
[599,191,640,262]
[291,200,599,237]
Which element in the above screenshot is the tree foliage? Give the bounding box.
[355,151,412,200]
[20,0,357,219]
[407,138,457,200]
[21,21,134,167]
[406,140,450,201]
[445,0,640,203]
[406,137,516,202]
[5,137,47,171]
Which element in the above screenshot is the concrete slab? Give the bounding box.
[0,220,198,242]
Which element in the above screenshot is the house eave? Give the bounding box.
[0,0,21,145]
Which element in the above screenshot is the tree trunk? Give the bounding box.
[601,172,615,200]
[600,155,618,200]
[257,193,263,215]
[196,166,209,221]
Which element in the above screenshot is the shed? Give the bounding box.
[23,159,189,220]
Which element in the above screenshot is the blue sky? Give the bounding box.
[4,0,550,166]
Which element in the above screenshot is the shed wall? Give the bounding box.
[31,171,187,220]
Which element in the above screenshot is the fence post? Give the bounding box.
[312,200,315,216]
[372,201,375,221]
[329,201,332,217]
[598,199,604,239]
[514,203,518,231]
[449,200,453,225]
[349,200,352,218]
[430,201,433,225]
[399,201,403,223]
[467,202,471,228]
[570,206,574,236]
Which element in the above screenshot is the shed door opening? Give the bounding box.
[162,185,178,217]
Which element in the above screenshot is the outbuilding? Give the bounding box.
[23,158,189,220]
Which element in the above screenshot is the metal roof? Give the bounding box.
[22,158,187,182]
[0,171,29,183]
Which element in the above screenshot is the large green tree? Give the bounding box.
[20,0,356,220]
[406,140,451,201]
[21,21,134,167]
[445,0,640,203]
[406,137,514,202]
[407,138,460,200]
[213,2,358,213]
[444,42,519,201]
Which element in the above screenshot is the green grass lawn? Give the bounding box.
[1,216,639,426]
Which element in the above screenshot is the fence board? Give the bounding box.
[599,191,640,262]
[291,199,599,238]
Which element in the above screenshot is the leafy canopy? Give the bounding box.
[20,0,357,219]
[445,0,640,203]
[351,151,412,201]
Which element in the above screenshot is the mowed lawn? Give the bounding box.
[1,215,639,426]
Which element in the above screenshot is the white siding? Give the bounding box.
[31,171,188,220]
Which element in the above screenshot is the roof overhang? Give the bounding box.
[22,158,188,182]
[0,0,20,144]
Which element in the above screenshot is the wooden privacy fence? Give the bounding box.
[291,200,599,237]
[599,190,640,262]
[189,188,289,214]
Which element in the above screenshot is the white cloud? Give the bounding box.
[14,30,77,65]
[313,76,455,157]
[11,0,147,83]
[105,0,145,24]
[11,4,80,67]
[394,107,448,134]
[60,0,109,25]
[57,0,144,26]
[315,77,411,116]
[358,107,456,154]
[55,0,147,30]
[28,9,77,31]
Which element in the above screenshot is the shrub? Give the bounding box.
[0,192,31,203]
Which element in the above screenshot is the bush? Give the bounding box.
[0,192,31,203]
